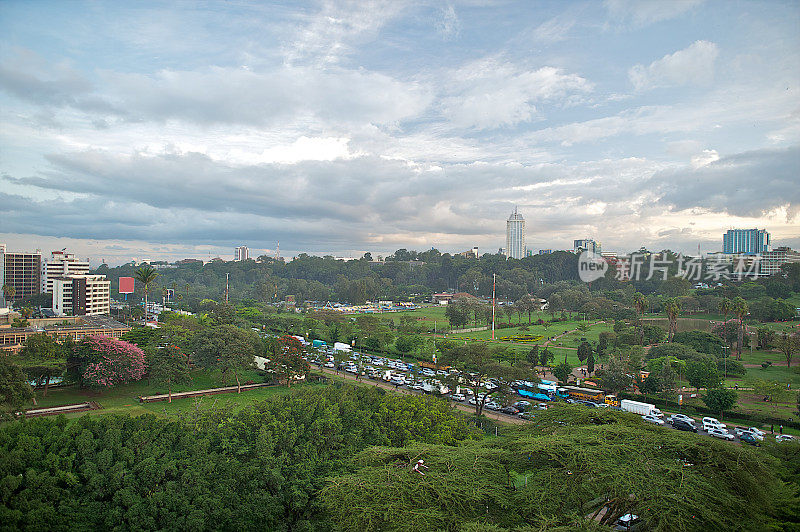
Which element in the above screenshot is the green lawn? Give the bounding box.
[24,368,302,419]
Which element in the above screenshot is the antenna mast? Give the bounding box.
[225,273,229,303]
[275,241,280,261]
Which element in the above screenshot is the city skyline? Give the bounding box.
[1,1,798,265]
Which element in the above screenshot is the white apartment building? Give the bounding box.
[42,251,90,293]
[53,275,110,316]
[234,245,249,261]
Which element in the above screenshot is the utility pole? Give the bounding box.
[492,273,496,340]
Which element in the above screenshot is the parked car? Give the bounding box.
[485,401,501,411]
[518,412,532,420]
[734,427,764,441]
[703,423,728,434]
[671,419,698,433]
[739,433,760,446]
[642,414,664,425]
[535,403,549,410]
[702,417,726,429]
[449,393,466,402]
[500,406,520,415]
[707,428,735,441]
[613,514,641,531]
[513,400,531,410]
[776,434,796,443]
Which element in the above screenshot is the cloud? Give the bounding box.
[439,60,593,130]
[530,16,576,43]
[605,0,704,28]
[645,145,800,219]
[629,40,719,91]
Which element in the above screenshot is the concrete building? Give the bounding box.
[234,246,249,261]
[52,275,110,316]
[505,208,526,259]
[41,250,90,293]
[759,247,800,277]
[458,247,479,259]
[723,228,770,255]
[574,239,602,254]
[1,248,41,302]
[0,315,129,355]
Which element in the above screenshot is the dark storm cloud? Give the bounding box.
[644,146,800,218]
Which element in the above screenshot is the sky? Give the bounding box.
[0,0,798,266]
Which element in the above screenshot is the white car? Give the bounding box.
[748,427,766,437]
[702,417,726,429]
[776,434,796,443]
[703,423,728,434]
[642,414,664,425]
[485,401,501,411]
[390,376,405,386]
[707,428,735,441]
[324,361,335,368]
[449,393,466,402]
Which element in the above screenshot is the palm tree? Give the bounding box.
[731,297,749,359]
[664,298,681,342]
[2,283,15,304]
[718,298,732,323]
[134,265,159,323]
[633,292,648,344]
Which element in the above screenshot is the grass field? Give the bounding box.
[23,368,304,419]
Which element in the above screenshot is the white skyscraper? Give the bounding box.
[505,208,526,259]
[42,250,90,293]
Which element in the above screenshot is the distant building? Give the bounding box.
[176,258,204,265]
[538,249,552,255]
[759,247,800,277]
[0,315,129,355]
[1,248,41,302]
[41,250,90,294]
[458,247,479,259]
[574,239,601,254]
[52,275,110,316]
[234,246,249,261]
[505,208,526,259]
[723,228,769,255]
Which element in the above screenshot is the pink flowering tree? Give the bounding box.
[70,336,147,388]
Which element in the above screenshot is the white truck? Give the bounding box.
[620,399,663,418]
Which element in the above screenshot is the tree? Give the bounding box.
[0,359,35,416]
[600,354,633,394]
[552,361,572,383]
[718,297,732,323]
[526,345,539,365]
[2,283,15,303]
[444,303,468,329]
[702,387,737,418]
[189,325,258,391]
[539,347,554,369]
[685,359,720,391]
[775,333,800,368]
[663,298,681,342]
[731,297,749,359]
[149,345,191,402]
[586,349,595,375]
[441,343,527,417]
[69,336,147,388]
[134,265,159,323]
[633,291,648,344]
[17,333,66,397]
[577,341,592,363]
[270,335,310,387]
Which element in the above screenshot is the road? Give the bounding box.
[314,364,529,425]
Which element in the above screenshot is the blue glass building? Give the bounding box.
[723,229,770,254]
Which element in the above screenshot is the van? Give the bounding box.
[702,417,726,428]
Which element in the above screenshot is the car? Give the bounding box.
[485,401,501,411]
[707,428,735,441]
[324,361,335,368]
[642,414,664,425]
[702,417,726,429]
[739,433,760,446]
[669,413,695,425]
[535,403,549,411]
[776,434,796,443]
[748,427,766,437]
[449,393,466,402]
[613,513,641,531]
[703,423,728,434]
[733,427,764,441]
[578,400,598,408]
[500,406,520,415]
[468,397,478,405]
[390,376,405,386]
[513,400,531,411]
[671,419,698,433]
[518,411,533,420]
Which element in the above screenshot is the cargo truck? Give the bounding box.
[620,399,663,417]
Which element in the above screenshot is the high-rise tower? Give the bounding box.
[505,208,526,259]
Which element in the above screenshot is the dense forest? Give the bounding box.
[89,249,800,312]
[2,385,798,531]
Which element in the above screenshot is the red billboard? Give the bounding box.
[119,277,135,294]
